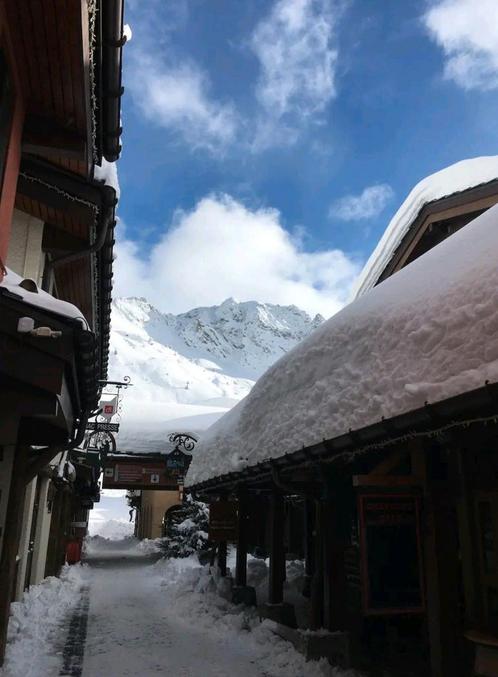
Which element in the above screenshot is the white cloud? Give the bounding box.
[329,184,394,221]
[423,0,498,90]
[251,0,339,119]
[113,195,359,319]
[128,55,239,152]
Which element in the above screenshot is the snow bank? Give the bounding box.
[0,566,84,677]
[88,518,134,540]
[153,556,356,676]
[353,156,498,297]
[0,268,88,327]
[188,202,498,485]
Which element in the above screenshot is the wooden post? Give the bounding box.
[455,446,482,627]
[235,488,248,587]
[0,445,29,666]
[311,498,324,629]
[418,442,462,677]
[217,541,227,577]
[303,498,314,597]
[322,493,347,632]
[269,490,285,604]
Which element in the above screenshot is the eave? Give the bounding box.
[187,382,498,498]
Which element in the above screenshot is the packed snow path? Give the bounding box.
[2,538,340,676]
[79,543,263,677]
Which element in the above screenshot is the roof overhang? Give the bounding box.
[15,155,117,380]
[188,381,498,498]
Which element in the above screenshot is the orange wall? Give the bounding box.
[0,2,24,277]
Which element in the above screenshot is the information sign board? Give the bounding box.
[209,501,238,542]
[359,493,424,615]
[102,457,180,490]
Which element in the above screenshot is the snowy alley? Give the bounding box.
[1,537,345,677]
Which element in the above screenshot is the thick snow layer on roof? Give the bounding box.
[188,203,498,486]
[0,269,88,327]
[353,156,498,298]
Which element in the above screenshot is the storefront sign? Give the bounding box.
[102,457,180,490]
[209,501,238,542]
[359,493,424,615]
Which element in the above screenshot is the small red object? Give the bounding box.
[66,539,81,565]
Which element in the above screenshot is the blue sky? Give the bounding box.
[113,0,498,317]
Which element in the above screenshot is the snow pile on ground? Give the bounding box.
[0,566,84,677]
[189,203,498,485]
[84,535,140,556]
[109,296,322,453]
[353,155,498,297]
[88,491,133,537]
[153,556,358,676]
[87,518,134,539]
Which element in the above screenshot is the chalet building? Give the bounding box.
[188,159,498,677]
[0,0,125,665]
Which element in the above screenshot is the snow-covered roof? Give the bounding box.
[353,156,498,298]
[188,202,498,486]
[0,269,88,327]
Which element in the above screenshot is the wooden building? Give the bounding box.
[188,164,498,677]
[0,0,125,665]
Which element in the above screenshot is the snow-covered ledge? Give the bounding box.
[0,268,88,328]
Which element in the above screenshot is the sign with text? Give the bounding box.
[359,493,424,615]
[209,501,238,543]
[102,457,180,490]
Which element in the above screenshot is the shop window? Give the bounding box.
[359,494,424,615]
[0,49,13,191]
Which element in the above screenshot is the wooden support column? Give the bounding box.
[455,446,482,627]
[416,442,463,677]
[218,541,227,577]
[0,445,29,666]
[269,490,285,604]
[311,498,324,629]
[303,498,314,597]
[322,494,347,632]
[235,488,248,587]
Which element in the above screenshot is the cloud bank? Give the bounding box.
[424,0,498,91]
[114,195,359,319]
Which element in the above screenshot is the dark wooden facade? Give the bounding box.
[0,0,124,664]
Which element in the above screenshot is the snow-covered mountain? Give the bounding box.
[109,297,323,452]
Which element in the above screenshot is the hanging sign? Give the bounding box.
[99,396,117,420]
[102,456,181,490]
[208,501,238,542]
[359,493,424,615]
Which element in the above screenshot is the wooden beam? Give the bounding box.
[353,475,423,487]
[22,114,86,160]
